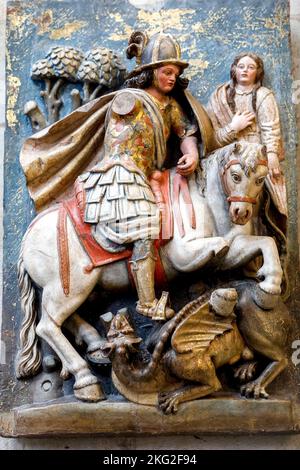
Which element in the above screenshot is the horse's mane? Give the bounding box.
[218,142,264,172]
[197,142,265,194]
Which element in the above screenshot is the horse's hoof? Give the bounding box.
[74,383,106,402]
[87,349,111,365]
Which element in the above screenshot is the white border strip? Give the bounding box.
[0,0,7,364]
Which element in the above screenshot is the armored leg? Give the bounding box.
[130,239,174,320]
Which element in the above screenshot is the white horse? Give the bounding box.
[16,141,283,402]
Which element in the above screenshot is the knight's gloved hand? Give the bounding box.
[176,154,198,176]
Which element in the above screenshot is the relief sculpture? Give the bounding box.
[9,27,294,423]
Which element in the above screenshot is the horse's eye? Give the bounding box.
[231,173,241,183]
[256,177,265,185]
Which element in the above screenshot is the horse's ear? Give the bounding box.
[233,142,242,153]
[261,145,267,158]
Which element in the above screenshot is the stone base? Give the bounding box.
[1,395,300,437]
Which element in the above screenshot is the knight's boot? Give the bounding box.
[130,240,175,321]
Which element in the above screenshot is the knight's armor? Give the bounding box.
[82,89,197,245]
[19,31,215,319]
[79,32,198,320]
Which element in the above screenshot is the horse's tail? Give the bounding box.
[16,241,42,378]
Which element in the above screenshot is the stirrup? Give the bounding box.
[136,291,175,321]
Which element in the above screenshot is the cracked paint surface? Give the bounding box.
[31,9,53,35]
[5,0,294,105]
[6,75,20,128]
[49,21,87,40]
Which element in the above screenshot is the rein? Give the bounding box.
[220,158,268,205]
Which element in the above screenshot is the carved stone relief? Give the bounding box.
[1,0,299,437]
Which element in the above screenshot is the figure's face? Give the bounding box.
[155,64,181,94]
[235,56,257,86]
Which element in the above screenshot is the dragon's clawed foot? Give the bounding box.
[158,391,181,414]
[234,361,257,383]
[240,380,269,399]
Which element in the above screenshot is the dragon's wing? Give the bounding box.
[171,302,233,354]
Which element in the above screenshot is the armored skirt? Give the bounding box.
[81,162,160,246]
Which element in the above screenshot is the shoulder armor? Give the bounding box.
[111,91,139,116]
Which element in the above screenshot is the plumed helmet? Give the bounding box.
[126,31,189,78]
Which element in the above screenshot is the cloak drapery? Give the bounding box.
[20,90,216,212]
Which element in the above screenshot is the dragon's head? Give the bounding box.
[100,309,142,358]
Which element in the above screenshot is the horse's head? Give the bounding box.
[219,142,268,225]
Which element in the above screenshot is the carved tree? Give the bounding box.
[77,47,127,104]
[27,46,84,129]
[24,46,127,132]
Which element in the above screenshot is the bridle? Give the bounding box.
[220,158,268,205]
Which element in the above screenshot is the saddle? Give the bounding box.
[58,170,183,296]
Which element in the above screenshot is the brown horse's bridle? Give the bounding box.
[220,158,268,205]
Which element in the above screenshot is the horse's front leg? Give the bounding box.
[64,312,110,364]
[164,236,229,273]
[36,310,105,402]
[36,270,106,402]
[220,235,283,295]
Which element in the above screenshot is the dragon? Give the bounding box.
[101,288,254,414]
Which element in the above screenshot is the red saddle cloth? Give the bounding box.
[58,170,173,295]
[63,197,132,269]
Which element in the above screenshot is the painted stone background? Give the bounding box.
[1,0,299,416]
